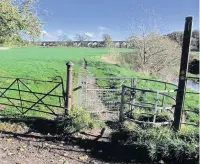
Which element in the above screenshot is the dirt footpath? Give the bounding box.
[0,122,150,164]
[0,131,107,164]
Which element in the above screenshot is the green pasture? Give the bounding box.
[0,46,198,125]
[0,47,131,117]
[0,47,120,79]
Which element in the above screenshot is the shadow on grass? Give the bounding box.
[0,116,68,135]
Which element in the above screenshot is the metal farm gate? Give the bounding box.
[78,76,180,121]
[0,76,66,117]
[78,76,135,120]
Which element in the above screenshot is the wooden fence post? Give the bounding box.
[173,16,193,131]
[65,61,74,114]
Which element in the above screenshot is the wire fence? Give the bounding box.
[78,76,199,126]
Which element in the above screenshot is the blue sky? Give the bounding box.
[38,0,199,41]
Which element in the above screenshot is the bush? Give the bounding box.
[64,107,105,133]
[121,124,199,163]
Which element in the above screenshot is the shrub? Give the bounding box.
[64,107,105,133]
[121,124,199,163]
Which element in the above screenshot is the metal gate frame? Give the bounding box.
[78,76,181,120]
[78,76,139,120]
[0,76,65,116]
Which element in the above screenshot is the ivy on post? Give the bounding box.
[173,16,193,131]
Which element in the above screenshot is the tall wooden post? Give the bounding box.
[65,61,74,114]
[173,16,193,131]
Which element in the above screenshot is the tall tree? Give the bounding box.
[0,0,42,44]
[167,30,199,51]
[167,31,183,45]
[128,32,181,76]
[121,7,181,79]
[75,33,91,42]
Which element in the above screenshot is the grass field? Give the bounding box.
[0,47,133,117]
[0,47,116,79]
[0,46,198,124]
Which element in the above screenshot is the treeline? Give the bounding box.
[167,30,199,51]
[39,41,129,48]
[39,31,199,50]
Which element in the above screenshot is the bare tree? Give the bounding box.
[58,34,72,46]
[119,7,181,80]
[167,31,183,45]
[75,33,91,43]
[167,30,199,51]
[58,34,68,41]
[128,32,181,76]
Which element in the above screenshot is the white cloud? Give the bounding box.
[98,26,108,31]
[85,32,93,38]
[42,30,53,38]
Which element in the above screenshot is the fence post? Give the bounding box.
[130,78,137,113]
[173,16,193,131]
[65,61,74,114]
[78,75,82,107]
[153,91,159,123]
[120,85,126,122]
